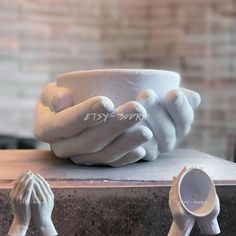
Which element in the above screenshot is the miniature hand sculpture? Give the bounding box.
[31,174,57,236]
[8,171,34,236]
[168,167,195,236]
[35,83,200,167]
[8,171,57,236]
[196,194,221,235]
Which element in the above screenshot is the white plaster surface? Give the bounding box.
[57,69,180,106]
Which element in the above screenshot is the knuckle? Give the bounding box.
[160,126,176,152]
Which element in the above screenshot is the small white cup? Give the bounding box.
[178,168,216,217]
[57,69,180,106]
[178,168,221,234]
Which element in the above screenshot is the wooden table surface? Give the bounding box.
[0,149,236,188]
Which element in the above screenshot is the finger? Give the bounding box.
[10,178,22,199]
[34,175,50,200]
[17,171,28,182]
[34,180,46,202]
[171,167,187,192]
[109,147,146,167]
[141,135,159,161]
[176,166,187,182]
[146,97,176,153]
[136,89,157,110]
[15,177,32,203]
[180,88,201,110]
[137,89,176,154]
[41,83,73,112]
[16,170,31,184]
[51,101,147,158]
[32,189,40,204]
[18,175,33,203]
[36,173,54,197]
[10,181,18,198]
[164,89,194,137]
[71,125,153,165]
[35,96,114,142]
[214,194,220,216]
[34,174,53,199]
[22,179,34,204]
[13,171,32,199]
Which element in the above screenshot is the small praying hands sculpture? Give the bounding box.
[8,171,57,236]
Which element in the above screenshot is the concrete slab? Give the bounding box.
[0,149,235,235]
[0,149,236,188]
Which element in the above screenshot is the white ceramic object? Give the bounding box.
[178,168,216,217]
[57,69,180,106]
[178,168,220,235]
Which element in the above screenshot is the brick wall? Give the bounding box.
[146,0,236,159]
[0,0,235,158]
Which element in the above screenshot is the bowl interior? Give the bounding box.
[179,168,216,217]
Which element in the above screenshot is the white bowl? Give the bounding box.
[57,69,180,106]
[178,168,216,217]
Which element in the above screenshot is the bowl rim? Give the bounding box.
[57,68,180,80]
[178,167,216,217]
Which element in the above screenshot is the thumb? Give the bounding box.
[41,83,73,112]
[51,89,73,112]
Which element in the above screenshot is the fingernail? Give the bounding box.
[92,97,114,112]
[173,92,184,107]
[92,101,111,112]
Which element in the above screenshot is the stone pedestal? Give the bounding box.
[0,149,236,235]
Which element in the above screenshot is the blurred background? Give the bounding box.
[0,0,235,160]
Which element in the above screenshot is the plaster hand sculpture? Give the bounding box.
[31,174,58,236]
[196,195,220,235]
[168,167,221,236]
[8,171,57,236]
[35,69,200,167]
[168,167,195,236]
[8,171,34,236]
